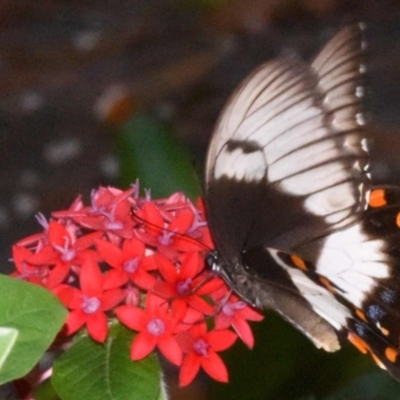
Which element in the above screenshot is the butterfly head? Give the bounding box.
[206,249,262,308]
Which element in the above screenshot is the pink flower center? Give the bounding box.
[176,278,192,296]
[147,318,165,336]
[81,296,101,314]
[53,237,76,262]
[123,257,140,274]
[99,204,124,230]
[158,230,175,246]
[188,210,207,233]
[222,300,246,317]
[105,220,124,230]
[193,338,210,358]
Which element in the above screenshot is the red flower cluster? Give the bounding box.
[10,184,263,386]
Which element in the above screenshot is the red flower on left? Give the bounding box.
[55,258,125,342]
[9,184,263,387]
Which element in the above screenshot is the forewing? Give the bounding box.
[206,24,370,259]
[313,23,368,143]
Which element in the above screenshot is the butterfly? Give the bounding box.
[204,22,400,380]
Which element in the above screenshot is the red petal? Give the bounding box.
[182,308,204,324]
[28,246,58,265]
[214,313,231,330]
[239,306,264,322]
[180,252,202,279]
[75,231,103,250]
[115,306,146,330]
[80,258,103,295]
[140,255,158,271]
[130,269,156,291]
[101,288,125,310]
[146,292,168,314]
[47,262,71,288]
[65,310,85,335]
[188,295,215,315]
[114,198,132,220]
[157,245,179,261]
[131,331,156,360]
[179,353,200,387]
[48,221,70,246]
[197,277,225,295]
[12,246,34,272]
[168,209,194,234]
[103,269,128,290]
[122,237,145,259]
[141,202,163,235]
[189,323,207,337]
[232,318,254,348]
[87,312,108,342]
[201,351,229,383]
[207,329,237,351]
[153,282,176,299]
[155,254,177,283]
[171,298,188,322]
[95,239,123,268]
[173,237,205,252]
[55,285,81,308]
[158,335,182,366]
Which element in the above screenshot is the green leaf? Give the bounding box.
[117,114,201,200]
[33,378,62,400]
[324,371,400,400]
[0,275,67,384]
[52,322,163,400]
[0,328,18,369]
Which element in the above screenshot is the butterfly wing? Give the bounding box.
[204,23,399,373]
[205,23,370,262]
[264,243,400,381]
[277,186,400,379]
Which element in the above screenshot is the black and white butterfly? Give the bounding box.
[205,23,400,380]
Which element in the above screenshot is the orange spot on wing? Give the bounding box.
[291,255,307,270]
[355,309,367,322]
[396,212,400,228]
[319,277,334,293]
[348,333,369,354]
[379,326,389,336]
[369,189,386,208]
[385,347,398,363]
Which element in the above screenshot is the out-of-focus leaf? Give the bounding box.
[52,322,163,400]
[118,113,201,200]
[209,312,375,399]
[0,275,67,384]
[34,378,61,400]
[324,371,400,400]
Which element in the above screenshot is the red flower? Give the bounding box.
[96,237,156,291]
[27,221,101,288]
[177,323,237,387]
[214,294,263,348]
[55,258,125,342]
[153,252,215,319]
[11,246,48,285]
[53,187,136,239]
[116,293,183,365]
[8,184,263,388]
[135,201,207,258]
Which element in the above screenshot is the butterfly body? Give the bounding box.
[205,23,400,380]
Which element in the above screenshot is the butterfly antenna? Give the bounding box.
[130,208,212,252]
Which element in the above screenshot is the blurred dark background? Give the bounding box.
[2,1,400,399]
